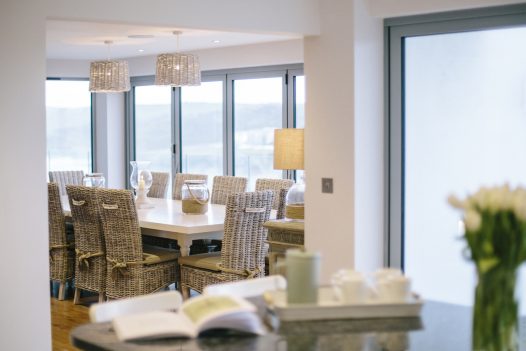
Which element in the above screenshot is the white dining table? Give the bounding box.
[62,196,226,256]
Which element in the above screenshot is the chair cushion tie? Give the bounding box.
[75,249,104,270]
[106,257,147,281]
[217,264,262,279]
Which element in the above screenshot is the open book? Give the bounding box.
[112,294,266,341]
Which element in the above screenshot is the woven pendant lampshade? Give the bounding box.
[155,53,201,86]
[89,60,130,93]
[89,41,130,93]
[155,31,201,87]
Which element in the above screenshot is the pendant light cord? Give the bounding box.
[104,40,113,61]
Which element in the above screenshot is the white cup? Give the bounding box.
[389,276,411,302]
[339,276,368,304]
[377,276,411,303]
[373,268,402,284]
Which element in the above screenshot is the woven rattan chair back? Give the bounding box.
[276,188,288,220]
[255,178,293,210]
[66,185,106,302]
[98,189,143,264]
[98,188,178,299]
[48,182,74,300]
[148,172,169,199]
[219,190,274,281]
[49,170,84,196]
[172,173,208,200]
[211,176,248,205]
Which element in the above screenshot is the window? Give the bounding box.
[181,80,224,182]
[294,75,305,128]
[387,5,526,305]
[46,79,92,173]
[233,76,284,190]
[126,65,303,194]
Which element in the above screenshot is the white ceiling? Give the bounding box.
[46,20,301,60]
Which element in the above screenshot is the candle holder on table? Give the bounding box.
[130,161,154,209]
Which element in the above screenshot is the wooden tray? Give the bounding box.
[265,286,424,322]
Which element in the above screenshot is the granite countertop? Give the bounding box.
[71,301,526,351]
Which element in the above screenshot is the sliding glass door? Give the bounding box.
[232,75,285,190]
[181,79,225,184]
[134,85,173,177]
[387,6,526,305]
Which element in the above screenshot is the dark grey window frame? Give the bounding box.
[385,4,526,269]
[46,77,96,174]
[125,64,303,190]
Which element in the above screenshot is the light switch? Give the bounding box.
[322,178,333,193]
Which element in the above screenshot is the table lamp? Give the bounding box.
[274,128,304,220]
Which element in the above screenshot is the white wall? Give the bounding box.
[0,1,52,350]
[354,0,385,273]
[94,94,126,189]
[304,0,357,282]
[46,0,320,35]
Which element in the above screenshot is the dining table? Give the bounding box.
[62,196,226,257]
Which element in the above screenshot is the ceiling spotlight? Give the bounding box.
[138,49,145,52]
[212,40,221,44]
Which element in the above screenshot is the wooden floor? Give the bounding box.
[50,290,92,351]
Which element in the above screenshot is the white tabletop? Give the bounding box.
[62,195,273,256]
[62,196,225,235]
[136,197,226,234]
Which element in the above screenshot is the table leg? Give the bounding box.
[179,238,192,257]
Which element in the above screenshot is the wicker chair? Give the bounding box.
[49,170,84,196]
[148,172,170,199]
[66,185,106,304]
[179,191,274,299]
[255,178,294,210]
[48,182,75,300]
[211,175,248,205]
[276,188,288,220]
[172,173,208,200]
[97,188,179,300]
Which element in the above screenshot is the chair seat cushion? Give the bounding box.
[179,252,221,271]
[142,245,179,265]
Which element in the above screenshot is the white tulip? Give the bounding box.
[470,187,489,210]
[464,209,482,232]
[447,194,466,209]
[512,188,526,221]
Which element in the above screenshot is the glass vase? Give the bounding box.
[473,267,518,351]
[130,161,153,208]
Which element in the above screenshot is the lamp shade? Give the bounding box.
[89,60,130,93]
[155,53,201,87]
[274,128,304,170]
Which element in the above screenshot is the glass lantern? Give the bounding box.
[285,182,305,221]
[181,180,209,214]
[130,161,153,208]
[83,173,105,188]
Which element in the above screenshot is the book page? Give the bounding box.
[112,311,196,341]
[181,295,265,335]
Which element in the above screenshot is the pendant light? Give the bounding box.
[155,31,201,87]
[89,40,131,93]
